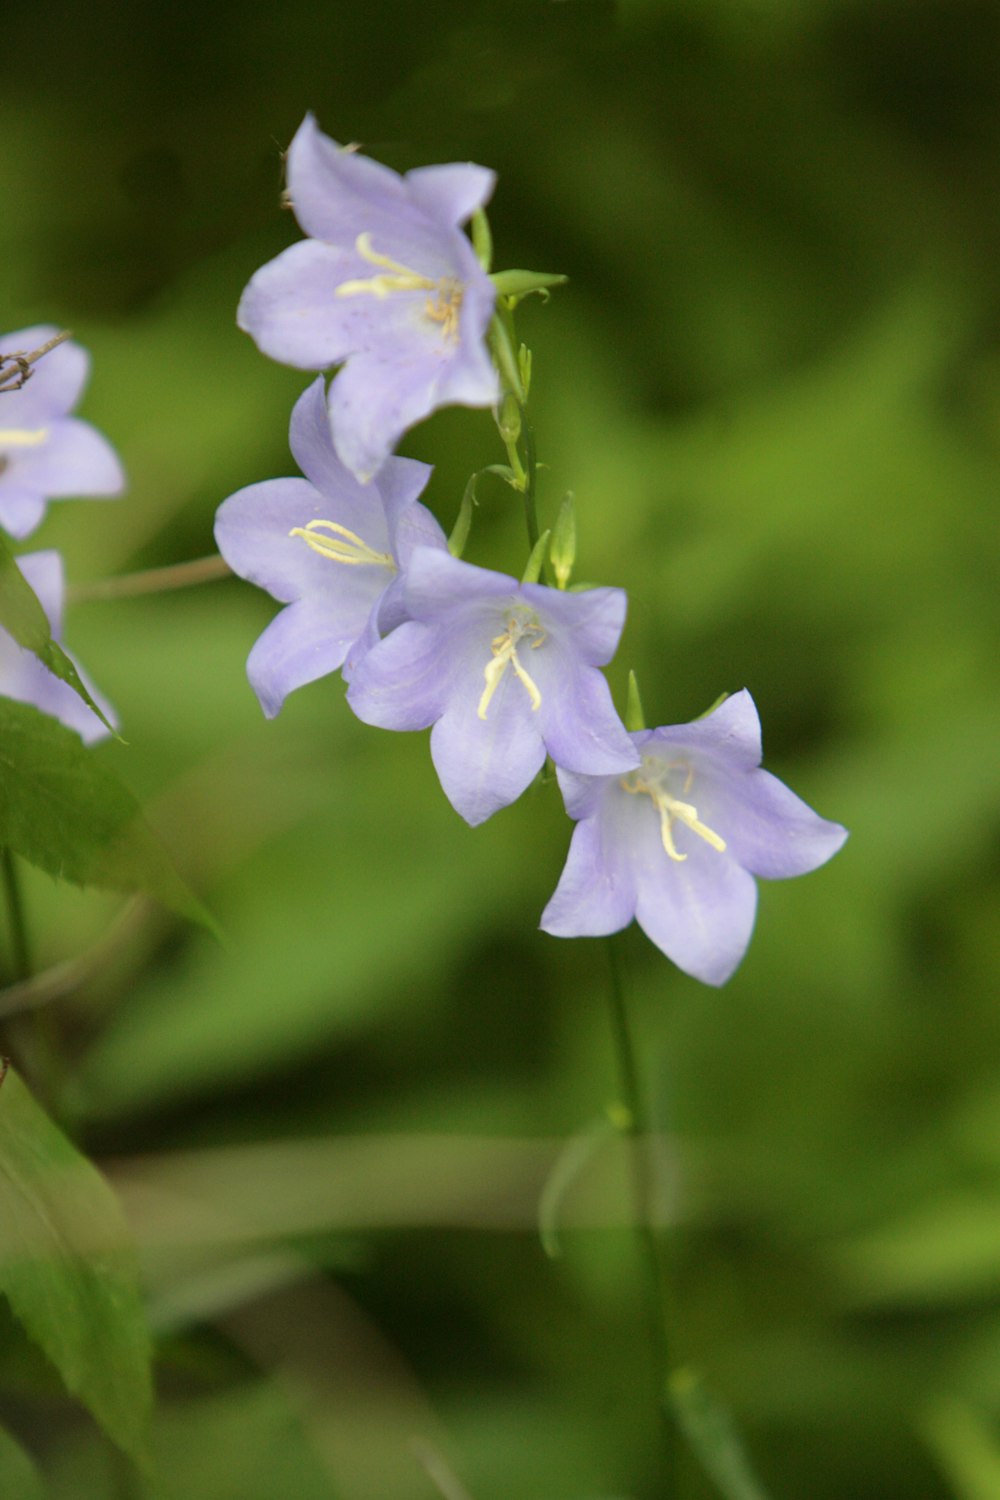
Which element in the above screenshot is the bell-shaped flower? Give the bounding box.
[347,549,639,826]
[238,114,499,482]
[0,551,115,743]
[0,326,125,539]
[214,377,446,718]
[541,690,847,985]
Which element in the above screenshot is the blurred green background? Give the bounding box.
[3,0,1000,1495]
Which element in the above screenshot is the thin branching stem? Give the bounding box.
[68,554,232,604]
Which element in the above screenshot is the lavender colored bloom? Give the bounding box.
[541,690,847,986]
[214,377,446,718]
[0,326,124,539]
[0,551,115,743]
[238,115,499,482]
[347,549,639,826]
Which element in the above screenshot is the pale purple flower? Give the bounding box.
[214,377,446,718]
[0,326,124,539]
[238,115,499,482]
[0,551,115,743]
[541,690,847,985]
[347,549,639,826]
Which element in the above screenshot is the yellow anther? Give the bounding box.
[0,428,48,448]
[336,233,464,341]
[477,615,546,720]
[621,760,726,863]
[288,518,395,571]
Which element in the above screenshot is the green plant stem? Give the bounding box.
[520,410,540,551]
[605,934,677,1494]
[68,553,231,604]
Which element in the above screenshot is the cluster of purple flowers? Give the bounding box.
[219,116,846,985]
[0,326,123,742]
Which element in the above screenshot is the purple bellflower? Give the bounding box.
[347,549,640,826]
[541,690,847,985]
[0,326,124,539]
[0,551,115,743]
[238,115,499,483]
[214,377,446,718]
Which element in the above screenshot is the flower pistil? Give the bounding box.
[621,757,727,862]
[336,233,464,341]
[288,518,395,570]
[0,427,49,447]
[478,612,545,720]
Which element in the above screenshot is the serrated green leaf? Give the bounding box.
[0,698,213,928]
[0,1423,46,1499]
[0,535,116,737]
[0,1067,152,1461]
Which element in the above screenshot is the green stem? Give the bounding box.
[521,411,540,552]
[605,934,676,1494]
[67,552,231,604]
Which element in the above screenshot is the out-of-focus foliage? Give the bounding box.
[1,0,1000,1496]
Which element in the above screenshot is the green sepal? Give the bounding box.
[0,535,119,740]
[490,269,569,306]
[625,670,646,732]
[488,313,525,402]
[471,207,492,272]
[481,463,520,491]
[550,493,576,589]
[448,474,479,559]
[521,529,551,586]
[497,392,521,445]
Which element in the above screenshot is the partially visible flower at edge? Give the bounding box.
[347,548,640,826]
[0,326,124,539]
[0,550,116,743]
[214,376,446,718]
[238,114,499,483]
[541,690,847,986]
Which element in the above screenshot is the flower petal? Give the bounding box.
[246,596,358,718]
[521,581,628,667]
[404,163,496,226]
[14,419,124,498]
[646,689,764,773]
[402,549,514,621]
[534,652,638,775]
[238,240,364,369]
[347,620,451,730]
[702,766,848,879]
[0,326,88,420]
[429,670,547,825]
[216,476,385,615]
[328,348,445,483]
[541,811,639,939]
[0,483,47,540]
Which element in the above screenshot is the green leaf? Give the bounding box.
[0,535,116,737]
[0,1067,152,1461]
[0,697,213,928]
[0,1424,46,1499]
